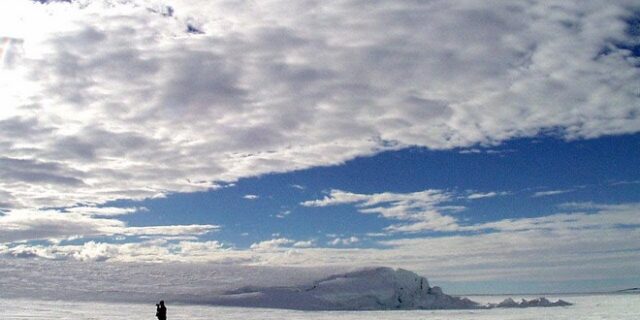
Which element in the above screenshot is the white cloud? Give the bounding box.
[0,207,219,243]
[467,203,640,232]
[302,189,451,210]
[467,191,509,200]
[610,180,640,186]
[532,189,574,197]
[384,215,460,233]
[65,206,146,216]
[328,236,360,246]
[0,208,124,243]
[275,210,291,219]
[0,0,636,213]
[250,238,294,251]
[302,189,461,232]
[292,240,315,248]
[112,224,218,237]
[459,148,516,155]
[300,190,371,207]
[1,239,227,262]
[243,194,259,200]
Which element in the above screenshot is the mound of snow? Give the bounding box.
[212,267,572,310]
[216,267,477,310]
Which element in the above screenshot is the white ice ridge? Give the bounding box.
[213,267,572,310]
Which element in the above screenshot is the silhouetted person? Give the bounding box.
[156,300,167,320]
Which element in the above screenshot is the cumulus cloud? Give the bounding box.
[328,236,360,246]
[0,0,637,212]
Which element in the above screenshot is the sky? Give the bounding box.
[0,0,639,296]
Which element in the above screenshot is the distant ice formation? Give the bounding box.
[490,297,572,308]
[212,267,572,310]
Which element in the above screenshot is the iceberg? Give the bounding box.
[211,267,572,310]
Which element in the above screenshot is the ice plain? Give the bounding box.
[1,294,638,320]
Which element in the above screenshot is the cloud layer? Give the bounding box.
[1,203,638,284]
[0,0,638,210]
[0,206,218,243]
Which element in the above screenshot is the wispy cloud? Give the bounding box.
[65,206,147,216]
[467,191,510,200]
[274,210,291,219]
[532,189,574,197]
[459,149,516,155]
[302,189,461,232]
[243,194,259,200]
[610,180,640,186]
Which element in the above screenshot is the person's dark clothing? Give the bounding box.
[156,303,167,320]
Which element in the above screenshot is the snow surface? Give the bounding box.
[1,294,638,320]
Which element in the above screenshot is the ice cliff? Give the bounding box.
[212,267,572,310]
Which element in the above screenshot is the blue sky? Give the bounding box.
[1,0,639,296]
[111,134,640,250]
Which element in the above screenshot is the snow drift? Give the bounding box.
[212,267,571,310]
